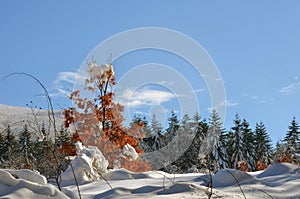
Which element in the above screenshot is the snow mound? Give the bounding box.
[157,183,195,195]
[103,168,151,180]
[93,187,132,198]
[4,169,47,185]
[212,169,259,188]
[258,163,300,178]
[0,169,68,199]
[92,181,239,199]
[61,142,109,186]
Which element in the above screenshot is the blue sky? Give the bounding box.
[1,1,300,144]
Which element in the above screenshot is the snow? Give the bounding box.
[122,143,139,161]
[257,162,300,177]
[211,169,258,188]
[0,169,68,199]
[1,159,300,198]
[88,62,114,82]
[61,142,109,186]
[3,169,47,185]
[60,163,300,198]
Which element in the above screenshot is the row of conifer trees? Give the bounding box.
[0,110,299,175]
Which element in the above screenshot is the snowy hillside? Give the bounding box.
[1,163,300,198]
[0,104,63,136]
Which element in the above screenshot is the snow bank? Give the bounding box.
[62,163,300,198]
[212,169,258,188]
[103,168,150,180]
[4,169,47,185]
[0,169,68,199]
[257,162,300,178]
[61,142,109,186]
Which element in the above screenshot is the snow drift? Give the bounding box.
[257,162,300,177]
[62,163,300,199]
[0,169,68,199]
[212,169,259,188]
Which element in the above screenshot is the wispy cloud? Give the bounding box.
[208,99,238,112]
[51,71,87,97]
[279,81,300,94]
[55,71,87,84]
[218,100,239,107]
[193,88,206,93]
[118,88,175,108]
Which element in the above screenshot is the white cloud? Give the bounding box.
[193,88,206,93]
[207,99,238,112]
[55,72,87,84]
[218,100,238,107]
[279,81,300,94]
[51,71,87,98]
[118,88,175,108]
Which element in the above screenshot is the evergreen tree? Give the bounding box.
[177,113,208,173]
[142,114,165,152]
[225,130,234,168]
[165,110,180,144]
[131,115,151,137]
[0,132,4,162]
[19,124,32,165]
[56,125,70,148]
[207,109,228,172]
[241,119,256,171]
[254,122,273,166]
[181,114,192,132]
[151,114,163,136]
[273,140,288,163]
[229,114,246,169]
[283,117,300,163]
[169,114,195,173]
[2,125,18,165]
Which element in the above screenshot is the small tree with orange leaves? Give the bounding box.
[256,159,268,171]
[277,149,292,163]
[237,161,249,172]
[64,62,150,171]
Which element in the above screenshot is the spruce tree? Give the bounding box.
[165,110,180,144]
[181,114,192,132]
[0,132,4,162]
[2,125,18,166]
[284,117,300,163]
[56,125,70,148]
[273,140,286,162]
[207,109,228,172]
[180,113,207,173]
[19,124,32,165]
[229,114,246,169]
[241,119,256,171]
[254,122,273,166]
[147,114,164,151]
[131,115,151,138]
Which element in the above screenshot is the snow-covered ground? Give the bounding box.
[1,163,300,198]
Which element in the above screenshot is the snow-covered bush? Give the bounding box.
[61,142,109,186]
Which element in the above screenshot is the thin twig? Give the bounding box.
[3,72,58,138]
[225,170,246,199]
[68,157,82,199]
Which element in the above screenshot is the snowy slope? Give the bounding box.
[0,104,63,136]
